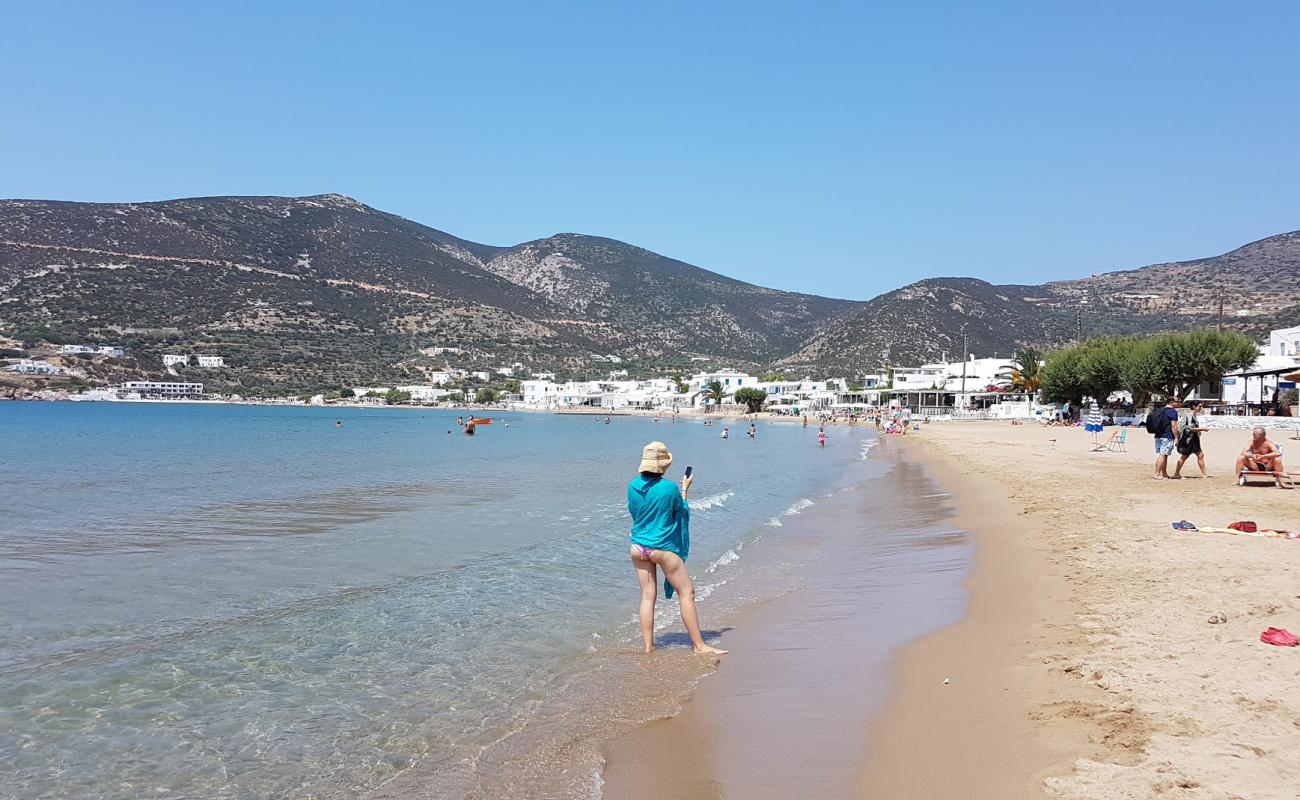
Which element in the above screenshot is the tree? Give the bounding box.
[1129,329,1257,402]
[338,387,356,398]
[384,388,412,404]
[1039,347,1086,407]
[1077,337,1137,405]
[703,380,725,410]
[476,387,498,404]
[446,391,465,403]
[998,347,1044,395]
[733,387,767,413]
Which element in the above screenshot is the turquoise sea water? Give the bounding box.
[0,402,874,800]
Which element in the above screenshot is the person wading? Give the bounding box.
[627,441,727,656]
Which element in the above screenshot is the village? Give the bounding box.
[5,323,1298,421]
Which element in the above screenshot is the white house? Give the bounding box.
[7,359,62,375]
[531,371,556,381]
[427,371,458,386]
[162,354,189,367]
[1268,324,1300,357]
[58,344,94,355]
[688,370,757,392]
[470,370,492,381]
[195,355,226,368]
[495,366,515,377]
[397,385,450,402]
[119,380,204,397]
[97,346,125,357]
[428,346,462,355]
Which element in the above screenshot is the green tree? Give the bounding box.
[1077,337,1138,404]
[733,386,767,413]
[338,387,356,398]
[1039,347,1086,407]
[446,391,465,403]
[476,387,498,404]
[703,380,725,410]
[998,347,1044,396]
[385,388,412,404]
[1129,329,1257,402]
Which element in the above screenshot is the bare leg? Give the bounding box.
[1197,451,1208,478]
[631,548,657,653]
[653,551,727,655]
[1173,452,1188,478]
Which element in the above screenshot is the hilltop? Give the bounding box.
[1,194,1296,390]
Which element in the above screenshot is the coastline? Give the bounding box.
[856,434,1087,799]
[863,422,1300,799]
[599,435,976,799]
[600,421,1300,799]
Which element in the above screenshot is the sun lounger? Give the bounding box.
[1091,427,1127,452]
[1238,469,1296,488]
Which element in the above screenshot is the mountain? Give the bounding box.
[0,194,856,390]
[1,193,1296,391]
[781,231,1300,371]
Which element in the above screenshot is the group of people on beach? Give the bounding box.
[1148,398,1289,488]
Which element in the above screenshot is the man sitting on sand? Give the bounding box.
[1234,427,1288,488]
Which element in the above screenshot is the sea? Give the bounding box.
[0,402,970,800]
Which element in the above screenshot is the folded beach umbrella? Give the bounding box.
[1085,400,1103,434]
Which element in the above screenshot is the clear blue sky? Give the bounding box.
[3,2,1298,299]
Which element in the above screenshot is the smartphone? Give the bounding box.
[684,466,694,479]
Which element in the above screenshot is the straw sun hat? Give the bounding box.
[638,441,674,474]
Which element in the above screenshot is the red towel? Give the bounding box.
[1228,521,1258,533]
[1260,627,1300,647]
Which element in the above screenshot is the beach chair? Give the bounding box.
[1238,443,1295,488]
[1108,427,1128,452]
[1092,429,1118,452]
[1238,469,1296,488]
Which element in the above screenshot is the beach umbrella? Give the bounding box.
[1085,400,1103,439]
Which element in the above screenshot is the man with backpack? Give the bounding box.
[1146,398,1181,479]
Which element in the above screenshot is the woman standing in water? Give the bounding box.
[627,441,727,656]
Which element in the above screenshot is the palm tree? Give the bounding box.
[998,347,1044,396]
[703,380,725,411]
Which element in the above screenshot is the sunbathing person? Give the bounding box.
[1234,427,1288,488]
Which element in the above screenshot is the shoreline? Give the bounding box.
[856,436,1088,798]
[863,421,1300,799]
[599,435,976,799]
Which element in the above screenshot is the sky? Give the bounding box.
[2,1,1298,299]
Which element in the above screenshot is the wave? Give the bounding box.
[690,490,734,511]
[765,497,815,528]
[706,548,741,574]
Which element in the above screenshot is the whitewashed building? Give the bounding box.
[7,359,62,375]
[195,355,226,368]
[162,354,189,367]
[119,380,205,397]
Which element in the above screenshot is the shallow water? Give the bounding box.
[0,403,872,800]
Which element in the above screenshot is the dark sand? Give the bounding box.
[600,449,975,799]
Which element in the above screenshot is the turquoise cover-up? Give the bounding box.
[627,473,691,598]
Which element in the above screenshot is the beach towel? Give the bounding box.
[1192,527,1299,540]
[1260,627,1300,647]
[1228,521,1258,533]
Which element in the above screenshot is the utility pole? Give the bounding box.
[960,328,969,404]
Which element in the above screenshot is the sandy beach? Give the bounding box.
[602,420,1300,799]
[871,421,1300,799]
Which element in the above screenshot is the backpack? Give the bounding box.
[1144,408,1167,437]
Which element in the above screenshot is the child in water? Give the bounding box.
[818,430,827,447]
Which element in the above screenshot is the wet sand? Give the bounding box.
[602,421,1300,800]
[868,422,1300,799]
[601,447,974,799]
